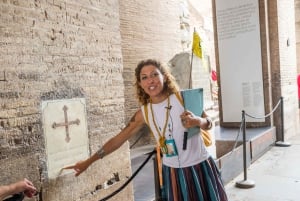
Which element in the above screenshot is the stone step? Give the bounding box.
[214,126,276,184]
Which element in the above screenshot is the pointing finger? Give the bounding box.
[62,164,75,169]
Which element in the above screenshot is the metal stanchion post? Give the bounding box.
[275,97,291,147]
[235,110,255,189]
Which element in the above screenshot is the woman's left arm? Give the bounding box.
[201,111,213,130]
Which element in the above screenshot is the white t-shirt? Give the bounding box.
[141,94,209,168]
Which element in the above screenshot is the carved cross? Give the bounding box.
[52,105,80,143]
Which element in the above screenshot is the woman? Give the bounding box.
[65,59,228,201]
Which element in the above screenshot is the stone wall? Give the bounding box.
[0,1,131,200]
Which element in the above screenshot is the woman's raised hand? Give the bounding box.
[63,159,91,177]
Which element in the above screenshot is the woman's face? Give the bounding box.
[139,64,166,100]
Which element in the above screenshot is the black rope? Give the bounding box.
[130,132,144,149]
[99,149,156,201]
[228,98,282,154]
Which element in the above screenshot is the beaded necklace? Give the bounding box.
[150,96,170,153]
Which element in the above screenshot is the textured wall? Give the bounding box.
[278,0,299,137]
[0,0,132,200]
[269,0,299,140]
[119,0,182,120]
[296,0,300,73]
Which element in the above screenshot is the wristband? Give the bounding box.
[96,147,106,159]
[206,117,212,130]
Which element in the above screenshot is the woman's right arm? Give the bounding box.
[63,109,146,177]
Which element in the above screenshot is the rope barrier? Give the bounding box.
[235,97,289,189]
[228,98,282,153]
[228,115,244,155]
[99,149,156,201]
[244,98,282,119]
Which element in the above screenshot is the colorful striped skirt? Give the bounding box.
[162,157,228,201]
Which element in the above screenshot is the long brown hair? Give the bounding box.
[135,59,180,105]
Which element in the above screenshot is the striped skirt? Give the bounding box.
[162,157,228,201]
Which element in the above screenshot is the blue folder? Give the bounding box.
[181,88,204,138]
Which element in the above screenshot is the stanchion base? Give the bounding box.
[235,180,255,189]
[275,141,291,147]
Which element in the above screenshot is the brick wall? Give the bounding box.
[296,0,300,110]
[269,0,299,140]
[0,1,132,200]
[296,0,300,73]
[278,0,299,137]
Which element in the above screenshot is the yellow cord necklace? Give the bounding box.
[150,96,170,154]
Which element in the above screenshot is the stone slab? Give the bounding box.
[250,126,276,161]
[42,98,89,179]
[214,126,276,184]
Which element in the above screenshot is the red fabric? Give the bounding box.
[298,74,300,99]
[211,70,217,81]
